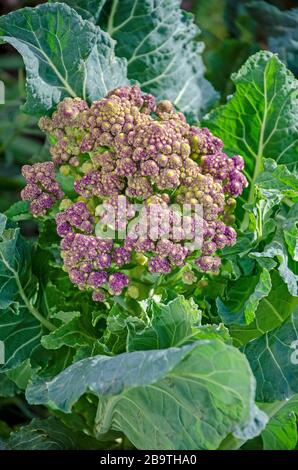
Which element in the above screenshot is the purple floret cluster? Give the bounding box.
[21,85,248,301]
[59,228,129,299]
[21,162,64,216]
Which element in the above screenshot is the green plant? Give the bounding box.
[0,0,297,451]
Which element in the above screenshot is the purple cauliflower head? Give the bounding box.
[22,85,248,301]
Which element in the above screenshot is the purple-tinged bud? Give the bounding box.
[155,169,180,189]
[69,268,87,286]
[213,233,227,250]
[148,256,171,274]
[21,184,42,201]
[21,162,64,216]
[57,222,72,237]
[232,155,245,171]
[156,239,174,256]
[108,272,129,295]
[195,255,221,272]
[140,160,159,176]
[95,253,111,269]
[182,270,196,285]
[202,241,217,255]
[96,238,113,252]
[224,170,248,196]
[169,245,188,266]
[30,193,55,216]
[92,289,105,302]
[60,232,75,250]
[189,127,223,156]
[88,271,108,288]
[116,158,137,176]
[224,226,237,246]
[113,247,131,266]
[135,237,155,253]
[126,176,152,199]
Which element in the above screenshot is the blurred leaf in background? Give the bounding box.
[194,0,298,100]
[0,1,48,213]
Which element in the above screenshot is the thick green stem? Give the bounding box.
[15,275,56,331]
[0,252,55,331]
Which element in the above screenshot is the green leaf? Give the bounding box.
[127,296,199,351]
[27,341,267,450]
[216,268,272,325]
[50,0,106,22]
[127,296,230,351]
[0,217,54,371]
[282,203,298,262]
[41,315,98,350]
[0,307,42,374]
[103,304,143,354]
[257,395,298,450]
[243,308,298,402]
[0,373,19,397]
[6,359,32,390]
[0,218,35,311]
[230,271,298,347]
[98,0,218,121]
[6,416,105,450]
[256,159,298,200]
[251,227,298,296]
[247,1,298,77]
[262,410,297,450]
[203,51,298,213]
[0,3,127,116]
[4,201,30,222]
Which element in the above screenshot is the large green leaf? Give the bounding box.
[262,409,297,450]
[0,215,46,372]
[230,271,298,347]
[6,417,105,450]
[0,215,35,312]
[27,341,266,450]
[216,268,272,326]
[41,314,99,350]
[0,3,127,116]
[128,296,230,350]
[128,296,198,350]
[70,0,217,121]
[244,308,298,402]
[256,159,298,200]
[6,360,32,391]
[50,0,106,22]
[203,51,298,214]
[282,203,298,262]
[251,227,298,297]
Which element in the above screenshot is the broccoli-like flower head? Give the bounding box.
[21,85,248,301]
[21,162,64,216]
